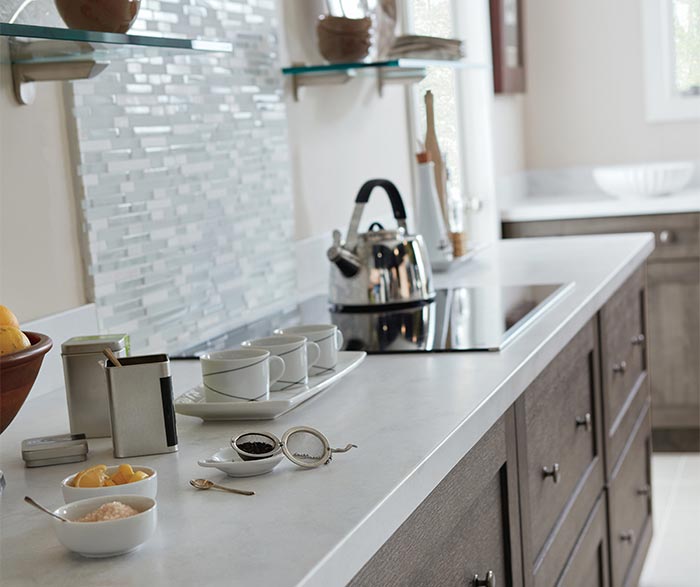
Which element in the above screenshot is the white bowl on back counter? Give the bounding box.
[593,161,695,199]
[61,465,157,503]
[52,495,157,558]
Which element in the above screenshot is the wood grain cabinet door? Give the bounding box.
[608,403,653,587]
[348,410,522,587]
[646,260,700,434]
[516,319,606,587]
[555,495,610,587]
[599,268,650,475]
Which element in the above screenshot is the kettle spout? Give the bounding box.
[327,229,361,278]
[327,245,361,278]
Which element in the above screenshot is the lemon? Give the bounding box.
[0,326,30,356]
[0,305,20,328]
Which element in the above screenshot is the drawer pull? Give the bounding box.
[575,413,592,432]
[542,463,561,484]
[620,530,635,544]
[612,361,627,374]
[658,230,675,244]
[631,334,646,346]
[637,485,651,496]
[473,570,495,587]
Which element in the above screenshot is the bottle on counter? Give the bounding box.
[415,151,453,271]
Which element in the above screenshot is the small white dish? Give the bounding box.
[593,162,694,199]
[61,465,157,503]
[52,495,157,558]
[198,447,284,477]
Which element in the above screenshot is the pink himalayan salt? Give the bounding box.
[77,501,139,522]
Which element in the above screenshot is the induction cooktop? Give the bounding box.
[175,283,574,356]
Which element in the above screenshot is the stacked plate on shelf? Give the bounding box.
[387,35,464,60]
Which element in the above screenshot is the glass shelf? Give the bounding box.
[0,22,232,105]
[282,58,485,76]
[0,22,233,64]
[282,58,486,100]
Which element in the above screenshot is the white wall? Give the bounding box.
[0,40,86,322]
[280,1,414,241]
[522,0,700,168]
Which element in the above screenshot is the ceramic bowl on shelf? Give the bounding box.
[0,331,52,434]
[198,447,284,477]
[593,162,695,199]
[54,0,141,34]
[61,466,157,503]
[317,15,372,63]
[51,495,157,558]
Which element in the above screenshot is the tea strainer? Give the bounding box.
[231,426,356,469]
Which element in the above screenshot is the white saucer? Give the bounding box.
[198,447,284,477]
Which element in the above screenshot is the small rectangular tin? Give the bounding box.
[21,433,88,468]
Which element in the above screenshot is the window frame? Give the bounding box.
[642,0,700,122]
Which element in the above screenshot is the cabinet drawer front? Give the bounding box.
[609,405,653,587]
[600,268,648,471]
[349,415,517,587]
[555,496,610,587]
[503,213,700,261]
[523,320,600,558]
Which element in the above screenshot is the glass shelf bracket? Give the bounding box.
[0,23,232,105]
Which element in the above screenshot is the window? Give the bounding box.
[642,0,700,121]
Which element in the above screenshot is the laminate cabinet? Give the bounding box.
[349,409,522,587]
[504,213,700,451]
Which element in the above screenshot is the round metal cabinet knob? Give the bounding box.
[542,463,561,484]
[637,485,651,496]
[620,530,635,543]
[473,570,495,587]
[576,413,593,432]
[613,361,627,374]
[658,230,675,244]
[631,334,646,346]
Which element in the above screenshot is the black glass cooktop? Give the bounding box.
[175,283,574,356]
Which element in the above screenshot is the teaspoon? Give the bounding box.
[189,478,254,496]
[24,496,69,522]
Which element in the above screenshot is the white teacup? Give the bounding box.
[241,335,320,391]
[200,349,285,403]
[273,324,344,373]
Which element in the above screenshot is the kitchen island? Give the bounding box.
[502,191,700,451]
[0,234,654,587]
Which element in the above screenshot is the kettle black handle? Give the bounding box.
[355,179,407,221]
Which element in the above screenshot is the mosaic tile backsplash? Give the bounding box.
[7,1,296,353]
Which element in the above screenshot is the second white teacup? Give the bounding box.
[200,349,285,403]
[241,335,320,391]
[273,324,344,373]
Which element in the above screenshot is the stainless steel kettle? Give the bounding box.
[327,179,435,309]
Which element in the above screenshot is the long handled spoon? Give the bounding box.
[24,496,69,522]
[102,348,122,367]
[189,478,254,496]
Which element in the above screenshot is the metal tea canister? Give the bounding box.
[104,354,178,458]
[62,334,129,438]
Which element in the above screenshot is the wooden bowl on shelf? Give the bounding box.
[317,16,372,64]
[54,0,141,34]
[0,332,52,434]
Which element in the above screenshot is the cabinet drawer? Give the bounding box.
[502,213,700,261]
[608,404,653,587]
[349,411,522,587]
[599,267,648,473]
[521,320,602,560]
[555,496,610,587]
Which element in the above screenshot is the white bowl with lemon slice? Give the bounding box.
[61,464,157,503]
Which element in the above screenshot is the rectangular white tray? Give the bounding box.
[174,351,366,421]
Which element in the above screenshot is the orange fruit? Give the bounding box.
[71,464,107,487]
[76,470,107,488]
[0,305,19,328]
[0,326,30,356]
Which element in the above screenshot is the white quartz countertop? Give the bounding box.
[500,189,700,222]
[0,235,655,587]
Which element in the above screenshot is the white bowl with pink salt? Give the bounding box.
[51,495,157,557]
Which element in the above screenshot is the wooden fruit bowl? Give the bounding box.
[0,332,52,434]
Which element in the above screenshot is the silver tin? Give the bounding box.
[105,354,178,458]
[62,334,128,438]
[21,433,88,468]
